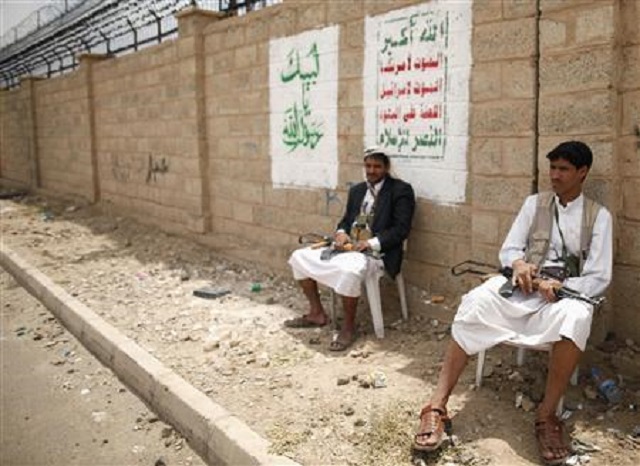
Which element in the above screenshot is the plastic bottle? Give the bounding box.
[250,282,262,292]
[590,367,622,404]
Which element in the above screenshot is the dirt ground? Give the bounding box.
[1,193,639,466]
[1,270,204,466]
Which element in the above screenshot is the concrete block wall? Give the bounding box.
[2,0,639,341]
[34,69,94,199]
[467,0,537,280]
[613,0,640,339]
[0,80,37,186]
[202,0,432,272]
[92,38,205,233]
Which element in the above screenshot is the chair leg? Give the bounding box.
[396,272,409,321]
[476,350,486,387]
[556,396,564,417]
[365,274,384,339]
[570,366,579,386]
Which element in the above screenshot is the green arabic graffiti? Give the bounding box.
[280,42,324,151]
[282,100,323,151]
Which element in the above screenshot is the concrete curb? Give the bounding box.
[1,245,301,466]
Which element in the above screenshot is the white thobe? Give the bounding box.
[452,193,613,354]
[288,179,385,298]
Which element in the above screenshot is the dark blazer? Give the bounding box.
[337,176,415,278]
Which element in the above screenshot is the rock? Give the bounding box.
[257,353,270,367]
[161,427,173,439]
[354,419,366,427]
[202,338,220,352]
[482,364,494,378]
[154,458,167,466]
[371,371,387,388]
[337,377,350,386]
[308,337,321,345]
[430,295,445,304]
[521,396,535,412]
[508,370,524,383]
[343,406,355,416]
[358,377,371,389]
[584,385,598,400]
[515,392,523,409]
[91,411,107,423]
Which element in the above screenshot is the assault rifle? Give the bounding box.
[298,232,382,259]
[450,260,605,308]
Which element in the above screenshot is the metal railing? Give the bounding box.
[0,0,279,89]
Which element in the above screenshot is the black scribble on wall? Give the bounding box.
[146,154,169,183]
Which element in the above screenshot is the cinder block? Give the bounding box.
[538,91,614,135]
[342,19,364,50]
[502,59,535,99]
[408,231,456,267]
[328,0,362,24]
[622,46,640,92]
[472,211,501,245]
[504,0,537,19]
[286,188,319,214]
[540,48,614,95]
[339,50,363,81]
[472,0,502,24]
[623,179,640,221]
[231,201,254,223]
[470,138,503,175]
[230,180,264,204]
[582,178,615,210]
[269,7,296,39]
[296,1,326,30]
[263,186,289,208]
[247,16,270,44]
[204,30,225,55]
[234,44,257,69]
[623,90,640,135]
[618,136,640,178]
[611,266,640,342]
[502,137,535,176]
[471,175,533,212]
[575,4,615,45]
[339,79,363,109]
[617,219,640,267]
[471,62,502,102]
[474,18,536,61]
[621,0,640,46]
[472,100,535,136]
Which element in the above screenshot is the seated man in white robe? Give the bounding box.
[284,149,415,351]
[413,141,613,465]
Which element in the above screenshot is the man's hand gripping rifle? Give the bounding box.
[298,232,381,259]
[450,260,605,307]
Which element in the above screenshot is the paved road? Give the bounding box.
[0,270,205,466]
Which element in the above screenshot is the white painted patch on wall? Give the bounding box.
[363,1,472,203]
[269,25,339,189]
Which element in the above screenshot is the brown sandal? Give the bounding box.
[413,404,452,452]
[535,415,572,465]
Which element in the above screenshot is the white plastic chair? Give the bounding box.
[329,270,408,339]
[475,343,579,416]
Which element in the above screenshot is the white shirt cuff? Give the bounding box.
[367,237,381,251]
